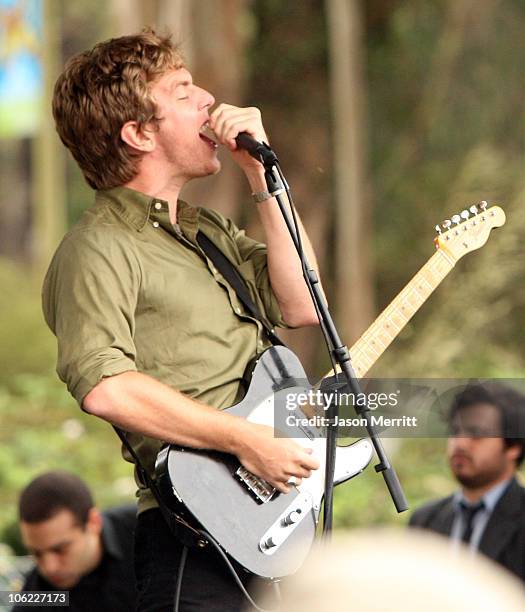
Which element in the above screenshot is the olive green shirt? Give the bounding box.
[42,186,284,512]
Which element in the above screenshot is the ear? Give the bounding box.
[505,443,522,465]
[85,507,103,536]
[121,120,156,153]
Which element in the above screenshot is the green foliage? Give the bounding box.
[0,262,56,386]
[0,261,135,546]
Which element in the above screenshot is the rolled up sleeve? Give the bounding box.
[42,227,140,406]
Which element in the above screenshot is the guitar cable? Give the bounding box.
[173,545,188,612]
[172,529,281,612]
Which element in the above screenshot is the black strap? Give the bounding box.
[196,231,285,347]
[112,426,202,548]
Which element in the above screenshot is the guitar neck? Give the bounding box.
[348,248,456,377]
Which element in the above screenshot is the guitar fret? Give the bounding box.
[364,326,387,349]
[418,274,435,291]
[361,336,382,356]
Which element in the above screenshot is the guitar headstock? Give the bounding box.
[434,201,505,261]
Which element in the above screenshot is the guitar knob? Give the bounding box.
[283,510,302,526]
[263,531,286,549]
[435,225,442,235]
[442,219,452,230]
[452,214,461,225]
[460,210,470,220]
[469,205,478,215]
[479,200,488,210]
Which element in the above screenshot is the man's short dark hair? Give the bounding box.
[19,471,94,525]
[449,383,525,466]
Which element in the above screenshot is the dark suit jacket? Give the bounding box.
[409,477,525,582]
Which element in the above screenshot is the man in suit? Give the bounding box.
[410,383,525,581]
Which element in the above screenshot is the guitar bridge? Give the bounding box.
[235,466,276,503]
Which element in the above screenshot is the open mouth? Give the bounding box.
[199,121,218,149]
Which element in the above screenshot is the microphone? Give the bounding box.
[234,132,278,166]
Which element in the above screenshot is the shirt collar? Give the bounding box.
[96,186,200,236]
[453,477,512,513]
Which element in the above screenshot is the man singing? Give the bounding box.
[43,29,320,610]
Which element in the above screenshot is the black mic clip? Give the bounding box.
[235,132,279,168]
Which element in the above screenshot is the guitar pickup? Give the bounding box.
[235,466,276,503]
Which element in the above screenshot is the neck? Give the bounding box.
[82,534,104,578]
[461,471,513,503]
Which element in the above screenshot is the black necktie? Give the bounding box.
[459,500,485,543]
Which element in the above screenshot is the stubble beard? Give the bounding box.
[452,459,508,491]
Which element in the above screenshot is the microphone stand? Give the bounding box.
[242,136,409,533]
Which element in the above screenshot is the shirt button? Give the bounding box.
[152,221,159,228]
[154,202,162,210]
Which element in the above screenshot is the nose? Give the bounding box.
[198,86,215,111]
[40,553,60,577]
[450,436,471,452]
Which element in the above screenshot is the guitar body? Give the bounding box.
[156,346,373,578]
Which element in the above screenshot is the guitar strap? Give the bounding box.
[196,230,285,347]
[113,425,203,547]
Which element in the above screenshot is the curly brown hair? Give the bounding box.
[52,29,184,190]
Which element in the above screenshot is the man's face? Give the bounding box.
[447,403,517,489]
[148,67,220,183]
[20,508,102,589]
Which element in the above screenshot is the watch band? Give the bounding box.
[251,190,273,204]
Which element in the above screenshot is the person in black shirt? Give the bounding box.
[15,471,137,611]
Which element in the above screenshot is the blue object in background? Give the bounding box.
[0,0,43,138]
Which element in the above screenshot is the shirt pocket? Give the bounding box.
[134,271,178,368]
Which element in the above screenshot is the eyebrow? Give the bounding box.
[30,539,72,555]
[170,78,192,93]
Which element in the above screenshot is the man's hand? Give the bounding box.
[209,103,268,175]
[232,422,320,494]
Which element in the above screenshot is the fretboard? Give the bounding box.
[327,248,456,379]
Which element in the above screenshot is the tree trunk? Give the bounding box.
[325,0,374,344]
[31,0,66,272]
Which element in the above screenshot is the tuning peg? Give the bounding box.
[442,219,452,230]
[479,200,488,210]
[460,210,470,220]
[469,205,478,215]
[435,225,442,235]
[452,214,461,225]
